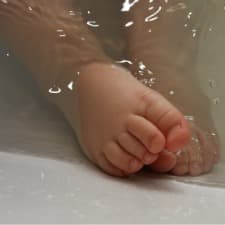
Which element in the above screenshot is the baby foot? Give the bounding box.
[53,63,190,177]
[165,72,220,176]
[129,63,220,176]
[127,61,220,176]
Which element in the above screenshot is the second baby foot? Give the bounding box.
[124,0,220,176]
[54,63,190,177]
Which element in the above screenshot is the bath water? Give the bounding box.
[0,0,225,187]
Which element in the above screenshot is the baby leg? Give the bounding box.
[124,0,220,175]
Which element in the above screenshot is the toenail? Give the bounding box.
[129,159,142,171]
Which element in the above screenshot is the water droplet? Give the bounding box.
[69,10,75,16]
[145,6,162,22]
[139,61,146,70]
[59,33,66,38]
[184,115,195,121]
[116,59,133,65]
[56,29,66,38]
[87,21,100,28]
[187,12,192,19]
[68,81,74,91]
[48,86,62,94]
[56,29,64,32]
[213,97,220,105]
[169,90,175,95]
[209,79,217,88]
[139,77,156,87]
[121,0,139,12]
[124,21,134,27]
[192,29,197,38]
[191,137,199,143]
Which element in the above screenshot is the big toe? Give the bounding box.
[149,150,177,173]
[141,89,191,152]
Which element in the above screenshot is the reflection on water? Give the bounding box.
[0,0,225,187]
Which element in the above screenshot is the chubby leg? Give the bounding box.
[125,0,220,175]
[0,0,111,93]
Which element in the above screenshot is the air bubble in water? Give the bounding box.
[187,12,192,19]
[169,90,175,95]
[116,59,133,65]
[213,97,220,105]
[48,86,62,94]
[87,21,100,28]
[184,115,195,121]
[139,61,146,70]
[192,29,197,38]
[121,0,139,12]
[56,29,67,38]
[209,79,217,88]
[125,21,134,27]
[69,10,75,16]
[192,137,199,143]
[68,81,74,91]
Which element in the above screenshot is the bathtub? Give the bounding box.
[0,45,225,224]
[1,0,225,223]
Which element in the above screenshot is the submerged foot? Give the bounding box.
[53,63,190,177]
[128,62,220,176]
[165,69,220,177]
[125,0,220,176]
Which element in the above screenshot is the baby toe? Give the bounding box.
[196,129,216,174]
[103,141,144,174]
[126,114,165,154]
[171,148,189,176]
[149,150,177,173]
[141,89,190,152]
[117,132,158,165]
[97,153,127,177]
